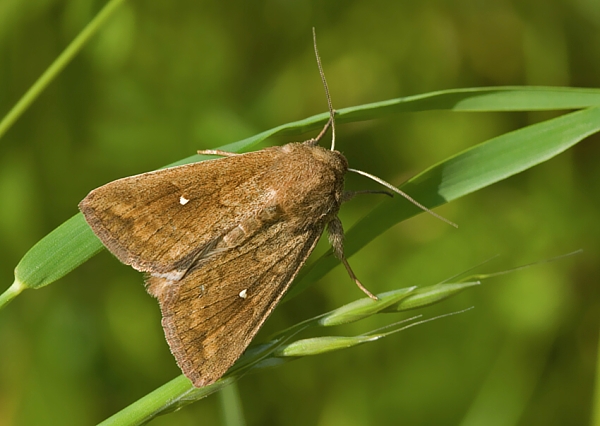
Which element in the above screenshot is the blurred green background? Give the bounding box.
[1,0,600,425]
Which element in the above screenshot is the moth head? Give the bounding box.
[310,145,348,178]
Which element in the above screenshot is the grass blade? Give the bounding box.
[289,106,600,298]
[0,0,128,141]
[5,93,600,307]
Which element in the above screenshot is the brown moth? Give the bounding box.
[79,30,450,388]
[81,137,347,387]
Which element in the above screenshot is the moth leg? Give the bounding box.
[304,113,335,147]
[342,189,393,203]
[197,149,240,157]
[328,217,378,301]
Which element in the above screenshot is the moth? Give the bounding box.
[79,30,451,387]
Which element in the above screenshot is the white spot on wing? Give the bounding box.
[179,195,190,205]
[239,289,248,299]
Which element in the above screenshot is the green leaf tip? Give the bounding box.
[13,213,104,291]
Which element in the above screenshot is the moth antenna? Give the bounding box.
[312,27,336,151]
[348,168,459,228]
[312,29,455,229]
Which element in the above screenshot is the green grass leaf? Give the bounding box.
[5,89,600,309]
[287,106,600,298]
[0,0,128,141]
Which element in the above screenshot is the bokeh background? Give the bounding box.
[1,0,600,425]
